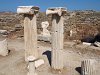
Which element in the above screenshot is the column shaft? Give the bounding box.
[51,14,64,70]
[24,14,38,61]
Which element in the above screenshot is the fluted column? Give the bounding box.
[17,6,39,61]
[17,6,39,75]
[46,7,67,70]
[81,59,96,75]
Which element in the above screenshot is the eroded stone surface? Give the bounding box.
[46,7,67,16]
[41,21,50,36]
[38,21,51,42]
[94,42,100,47]
[17,6,39,14]
[0,39,8,56]
[27,59,44,68]
[81,59,97,75]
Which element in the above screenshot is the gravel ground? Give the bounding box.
[0,38,99,75]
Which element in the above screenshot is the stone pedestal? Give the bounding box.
[94,41,100,47]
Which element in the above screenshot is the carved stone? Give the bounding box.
[27,58,44,68]
[17,5,39,75]
[46,7,67,16]
[41,21,50,36]
[17,6,39,14]
[81,59,96,75]
[46,7,67,70]
[94,41,100,47]
[17,6,39,61]
[38,21,51,42]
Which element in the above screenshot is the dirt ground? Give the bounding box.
[0,37,100,75]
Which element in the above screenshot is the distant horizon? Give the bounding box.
[0,9,100,12]
[0,0,100,12]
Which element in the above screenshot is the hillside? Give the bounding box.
[0,10,100,40]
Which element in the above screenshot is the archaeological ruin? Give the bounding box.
[0,5,100,75]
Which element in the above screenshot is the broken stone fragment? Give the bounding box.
[81,59,97,75]
[82,42,91,46]
[0,30,7,34]
[0,39,8,56]
[27,59,44,68]
[0,30,8,36]
[35,59,44,68]
[38,21,51,42]
[94,41,100,47]
[41,21,51,36]
[27,56,44,68]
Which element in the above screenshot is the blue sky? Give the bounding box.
[0,0,100,12]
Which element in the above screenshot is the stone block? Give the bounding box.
[38,35,51,42]
[94,42,100,47]
[0,39,8,56]
[27,59,44,68]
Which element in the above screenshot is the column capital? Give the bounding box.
[17,6,39,15]
[46,7,67,16]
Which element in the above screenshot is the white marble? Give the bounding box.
[17,6,39,14]
[41,21,50,36]
[46,7,67,16]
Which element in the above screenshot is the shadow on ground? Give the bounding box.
[43,50,51,66]
[75,67,81,75]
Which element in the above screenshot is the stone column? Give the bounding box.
[46,7,67,70]
[17,6,39,61]
[81,59,96,75]
[17,6,39,75]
